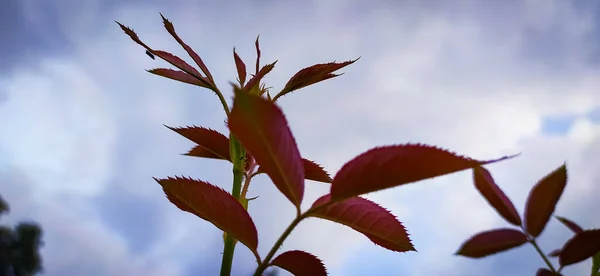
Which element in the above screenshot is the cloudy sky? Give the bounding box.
[1,0,599,275]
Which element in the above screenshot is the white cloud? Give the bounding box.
[0,59,117,197]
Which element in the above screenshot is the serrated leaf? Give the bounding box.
[148,69,212,89]
[330,144,518,201]
[309,194,414,252]
[548,249,561,257]
[256,158,332,183]
[233,48,247,85]
[555,216,583,234]
[228,88,304,207]
[270,250,327,276]
[166,125,231,161]
[455,228,528,258]
[155,176,258,253]
[116,21,212,88]
[559,229,600,267]
[302,159,332,183]
[536,268,562,276]
[244,61,277,95]
[524,164,568,237]
[116,21,152,49]
[473,166,522,226]
[274,58,359,101]
[152,50,205,79]
[160,13,214,84]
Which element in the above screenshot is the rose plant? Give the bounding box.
[456,165,600,276]
[116,14,600,276]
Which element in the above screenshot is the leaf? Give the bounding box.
[233,48,247,85]
[155,176,259,253]
[472,166,522,226]
[270,250,327,276]
[555,216,583,234]
[274,58,359,101]
[116,21,152,49]
[148,69,212,89]
[309,194,414,252]
[256,158,332,183]
[536,268,562,276]
[152,50,205,79]
[559,228,600,267]
[330,144,518,201]
[228,88,305,207]
[115,22,212,88]
[524,164,568,237]
[166,125,231,161]
[548,249,561,257]
[160,13,215,84]
[254,35,261,74]
[244,61,277,95]
[302,159,332,183]
[455,228,528,258]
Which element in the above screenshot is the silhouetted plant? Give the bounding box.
[117,14,599,276]
[455,165,600,276]
[0,195,43,276]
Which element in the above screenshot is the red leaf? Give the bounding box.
[160,14,214,84]
[302,159,332,183]
[270,250,327,276]
[233,48,247,85]
[524,164,568,237]
[548,249,561,257]
[309,194,414,252]
[555,216,583,234]
[254,35,261,74]
[116,21,152,50]
[559,228,600,267]
[455,228,528,258]
[536,268,562,276]
[155,176,259,253]
[244,61,277,93]
[473,166,522,226]
[256,158,332,183]
[330,144,518,201]
[185,145,223,160]
[166,126,231,161]
[152,50,204,79]
[228,88,304,207]
[148,69,212,89]
[274,58,359,101]
[116,21,212,89]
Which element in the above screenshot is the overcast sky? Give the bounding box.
[1,0,599,275]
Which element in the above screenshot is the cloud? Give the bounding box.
[1,0,599,275]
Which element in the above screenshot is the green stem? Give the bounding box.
[252,201,336,276]
[254,215,305,276]
[214,87,231,116]
[220,236,236,276]
[220,135,246,276]
[591,252,600,276]
[528,236,557,273]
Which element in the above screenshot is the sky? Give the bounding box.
[0,0,599,275]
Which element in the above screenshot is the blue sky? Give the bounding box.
[1,0,599,275]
